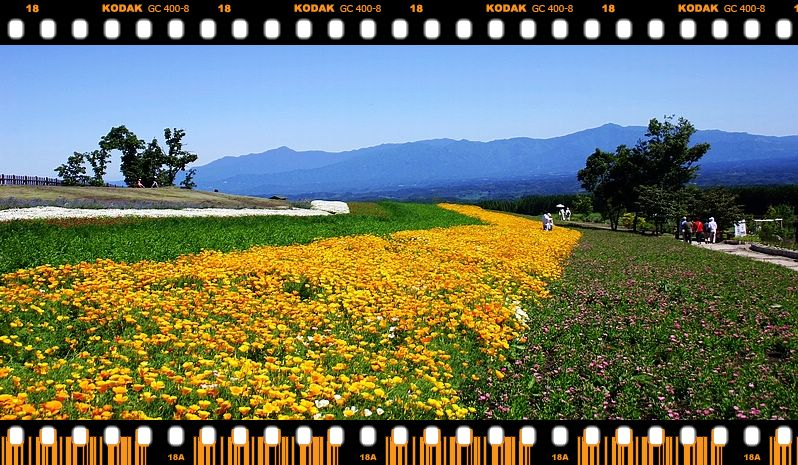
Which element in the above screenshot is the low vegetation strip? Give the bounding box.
[0,186,288,210]
[0,205,580,420]
[0,202,478,274]
[467,228,798,419]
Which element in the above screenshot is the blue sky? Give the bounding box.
[2,46,796,178]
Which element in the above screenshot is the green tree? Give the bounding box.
[571,194,593,215]
[578,116,711,232]
[672,185,742,238]
[632,116,710,188]
[99,126,145,187]
[180,168,197,190]
[139,138,166,187]
[635,185,679,235]
[54,152,90,186]
[83,149,112,186]
[161,128,199,186]
[695,187,743,235]
[626,116,711,231]
[577,146,637,230]
[758,204,796,243]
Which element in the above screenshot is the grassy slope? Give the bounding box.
[0,202,483,274]
[466,228,797,419]
[0,186,288,209]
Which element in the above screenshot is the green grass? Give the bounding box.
[0,202,482,274]
[464,228,798,419]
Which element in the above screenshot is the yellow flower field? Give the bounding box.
[0,205,580,420]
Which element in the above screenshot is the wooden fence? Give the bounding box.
[0,174,120,187]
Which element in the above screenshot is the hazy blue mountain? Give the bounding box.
[193,146,362,185]
[190,124,798,199]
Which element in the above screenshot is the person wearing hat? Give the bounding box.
[680,217,693,243]
[706,217,718,243]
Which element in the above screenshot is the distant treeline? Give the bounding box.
[727,185,798,215]
[478,194,586,215]
[478,185,798,216]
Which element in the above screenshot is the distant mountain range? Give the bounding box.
[187,124,798,201]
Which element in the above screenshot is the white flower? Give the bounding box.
[334,394,342,400]
[315,399,330,408]
[376,408,385,415]
[514,305,529,322]
[364,409,373,417]
[313,413,322,419]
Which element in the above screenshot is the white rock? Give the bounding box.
[310,200,350,214]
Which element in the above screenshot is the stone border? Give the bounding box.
[750,243,798,260]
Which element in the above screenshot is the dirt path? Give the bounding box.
[689,241,798,272]
[515,216,798,272]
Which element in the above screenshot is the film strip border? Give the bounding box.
[0,422,795,465]
[0,1,797,44]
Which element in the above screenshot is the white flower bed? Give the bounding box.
[0,205,340,222]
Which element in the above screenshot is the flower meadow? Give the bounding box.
[468,228,798,420]
[0,204,580,420]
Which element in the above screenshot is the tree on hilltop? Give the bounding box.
[180,168,197,190]
[54,125,198,188]
[84,149,112,186]
[54,152,90,186]
[99,125,145,187]
[161,128,199,186]
[139,138,167,187]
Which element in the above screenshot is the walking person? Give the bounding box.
[565,207,572,221]
[681,217,693,244]
[693,218,704,244]
[542,213,548,231]
[706,217,718,243]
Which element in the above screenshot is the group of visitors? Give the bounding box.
[542,213,555,231]
[542,205,574,231]
[680,216,718,244]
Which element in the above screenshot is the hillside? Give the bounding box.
[0,186,290,209]
[186,124,798,200]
